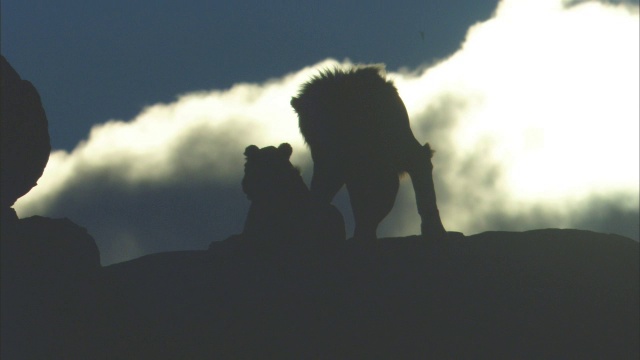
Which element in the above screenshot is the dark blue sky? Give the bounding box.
[2,0,497,151]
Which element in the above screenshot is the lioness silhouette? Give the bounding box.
[241,143,345,248]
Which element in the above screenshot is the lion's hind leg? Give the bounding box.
[346,168,399,241]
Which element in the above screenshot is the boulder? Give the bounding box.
[1,57,104,359]
[1,55,51,211]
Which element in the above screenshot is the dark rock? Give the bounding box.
[1,216,103,359]
[2,228,638,358]
[2,216,101,271]
[1,55,51,210]
[103,229,639,359]
[1,56,112,359]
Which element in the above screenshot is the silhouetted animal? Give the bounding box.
[241,143,345,248]
[290,65,447,240]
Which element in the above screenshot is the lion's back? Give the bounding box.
[291,66,416,170]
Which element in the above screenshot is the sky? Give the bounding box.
[3,0,639,265]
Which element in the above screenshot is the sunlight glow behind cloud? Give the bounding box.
[442,0,639,201]
[14,0,639,264]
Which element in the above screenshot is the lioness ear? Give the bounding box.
[278,143,293,159]
[244,145,260,159]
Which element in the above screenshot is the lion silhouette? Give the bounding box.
[241,143,345,250]
[290,65,447,241]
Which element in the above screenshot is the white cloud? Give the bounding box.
[14,0,639,264]
[16,61,336,214]
[409,0,638,232]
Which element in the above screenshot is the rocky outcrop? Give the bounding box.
[1,56,104,359]
[1,55,51,212]
[1,217,103,359]
[5,227,638,358]
[98,229,637,359]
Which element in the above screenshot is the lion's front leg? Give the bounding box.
[407,143,447,241]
